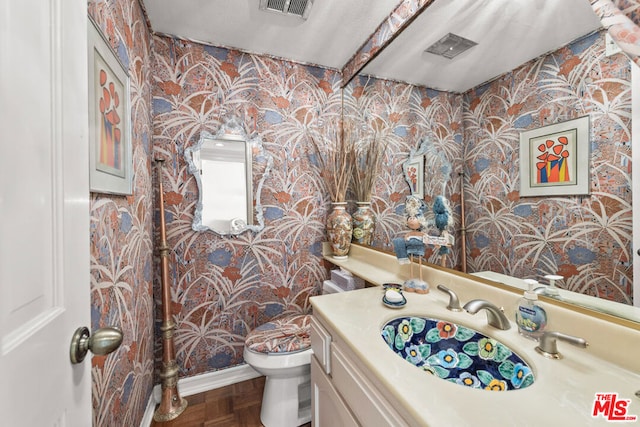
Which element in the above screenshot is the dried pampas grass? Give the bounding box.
[309,122,355,203]
[309,121,387,203]
[352,132,388,202]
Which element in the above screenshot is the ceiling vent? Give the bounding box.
[425,33,477,59]
[259,0,314,20]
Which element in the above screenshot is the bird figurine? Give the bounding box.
[432,195,453,256]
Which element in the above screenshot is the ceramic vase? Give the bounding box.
[352,201,375,245]
[326,202,352,259]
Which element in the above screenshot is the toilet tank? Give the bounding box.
[322,280,344,294]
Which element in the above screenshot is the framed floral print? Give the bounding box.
[519,116,590,197]
[87,17,132,195]
[404,155,424,199]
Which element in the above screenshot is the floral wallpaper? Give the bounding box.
[88,0,155,425]
[149,20,633,390]
[344,76,464,265]
[151,36,340,375]
[83,1,633,425]
[463,30,632,304]
[591,0,640,67]
[149,35,461,379]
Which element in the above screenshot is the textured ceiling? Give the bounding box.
[142,0,603,92]
[362,0,602,92]
[142,0,400,69]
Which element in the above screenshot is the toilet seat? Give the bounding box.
[245,314,311,355]
[243,314,313,427]
[243,346,312,371]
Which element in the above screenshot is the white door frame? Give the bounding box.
[0,0,92,425]
[632,61,640,307]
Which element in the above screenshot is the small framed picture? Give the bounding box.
[404,155,424,199]
[87,17,132,195]
[519,116,590,197]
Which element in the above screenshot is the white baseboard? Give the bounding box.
[140,364,261,427]
[139,394,157,427]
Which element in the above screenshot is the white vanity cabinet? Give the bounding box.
[311,357,359,427]
[311,249,640,426]
[310,315,412,427]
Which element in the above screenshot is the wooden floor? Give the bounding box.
[150,376,312,427]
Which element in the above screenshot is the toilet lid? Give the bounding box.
[245,314,311,354]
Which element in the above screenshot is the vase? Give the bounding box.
[326,202,353,259]
[352,201,375,245]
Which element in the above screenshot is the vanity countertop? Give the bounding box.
[311,286,640,426]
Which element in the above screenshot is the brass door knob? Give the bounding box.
[69,326,123,364]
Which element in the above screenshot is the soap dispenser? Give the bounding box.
[515,279,547,340]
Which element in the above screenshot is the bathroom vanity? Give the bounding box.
[309,245,640,426]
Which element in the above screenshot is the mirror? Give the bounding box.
[185,116,273,235]
[347,0,639,325]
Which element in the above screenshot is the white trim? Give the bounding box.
[140,364,261,427]
[139,394,157,427]
[1,307,64,355]
[632,61,640,308]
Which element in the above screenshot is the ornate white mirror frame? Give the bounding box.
[185,116,273,236]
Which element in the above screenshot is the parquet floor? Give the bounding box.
[150,376,311,427]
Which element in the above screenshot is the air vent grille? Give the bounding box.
[260,0,313,19]
[287,0,308,16]
[266,0,287,11]
[425,33,477,59]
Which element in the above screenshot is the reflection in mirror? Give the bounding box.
[185,117,272,235]
[402,137,452,200]
[471,270,640,324]
[198,135,252,232]
[348,1,640,325]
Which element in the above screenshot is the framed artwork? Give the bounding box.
[87,17,132,195]
[519,116,590,197]
[404,155,424,199]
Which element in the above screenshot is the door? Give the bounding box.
[633,62,640,308]
[0,0,92,425]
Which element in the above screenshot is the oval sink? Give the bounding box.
[381,316,534,391]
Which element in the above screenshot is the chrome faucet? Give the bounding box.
[463,299,511,330]
[436,285,463,312]
[535,331,588,359]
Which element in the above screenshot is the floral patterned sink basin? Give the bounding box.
[381,316,534,391]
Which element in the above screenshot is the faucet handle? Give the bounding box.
[436,285,463,312]
[535,331,589,359]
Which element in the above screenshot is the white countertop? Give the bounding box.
[311,286,640,426]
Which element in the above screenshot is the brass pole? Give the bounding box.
[459,171,467,273]
[153,159,188,422]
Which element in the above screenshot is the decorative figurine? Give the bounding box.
[392,195,454,293]
[392,196,429,293]
[431,195,454,259]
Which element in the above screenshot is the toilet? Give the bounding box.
[243,280,346,427]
